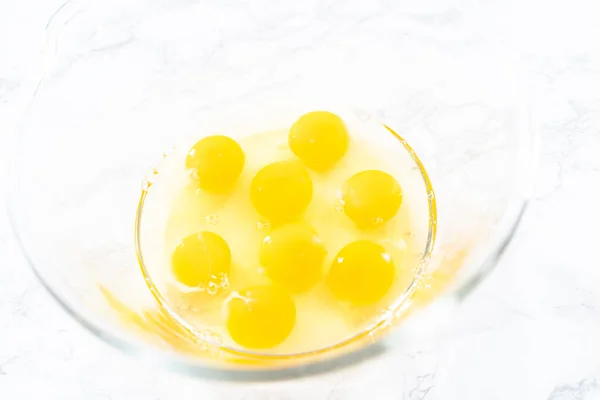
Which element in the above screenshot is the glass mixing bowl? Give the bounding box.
[9,0,537,397]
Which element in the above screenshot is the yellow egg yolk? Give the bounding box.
[342,170,403,228]
[289,111,349,171]
[327,240,395,305]
[259,223,326,292]
[250,160,313,222]
[171,231,231,288]
[186,135,245,193]
[225,285,296,349]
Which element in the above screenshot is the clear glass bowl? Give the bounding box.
[9,0,537,396]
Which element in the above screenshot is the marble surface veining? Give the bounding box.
[2,0,600,399]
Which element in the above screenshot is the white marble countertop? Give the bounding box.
[2,0,600,399]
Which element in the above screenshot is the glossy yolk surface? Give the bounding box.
[327,240,396,305]
[289,111,349,171]
[342,170,403,228]
[259,223,326,292]
[250,160,313,222]
[171,231,231,288]
[146,115,423,354]
[226,285,296,349]
[185,135,245,193]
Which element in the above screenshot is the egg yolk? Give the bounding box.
[327,240,395,305]
[259,223,326,292]
[289,111,349,171]
[342,170,403,228]
[250,160,313,222]
[225,285,296,349]
[185,135,245,193]
[171,231,231,288]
